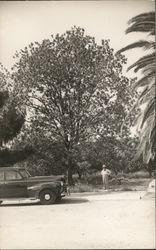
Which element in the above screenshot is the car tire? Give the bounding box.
[0,201,3,205]
[39,189,56,205]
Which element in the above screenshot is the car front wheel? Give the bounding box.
[39,189,56,205]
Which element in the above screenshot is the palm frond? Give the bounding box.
[126,12,155,35]
[131,72,155,90]
[136,115,155,163]
[126,23,155,35]
[137,82,155,106]
[151,129,156,154]
[142,64,156,75]
[117,40,155,54]
[135,130,148,160]
[150,125,156,144]
[128,12,155,25]
[127,53,155,72]
[137,86,151,105]
[143,144,153,163]
[140,97,155,128]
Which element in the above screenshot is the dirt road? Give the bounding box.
[0,191,155,249]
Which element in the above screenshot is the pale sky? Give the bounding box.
[0,0,155,75]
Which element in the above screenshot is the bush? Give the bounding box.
[87,173,102,185]
[124,170,150,179]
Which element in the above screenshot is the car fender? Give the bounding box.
[27,182,61,199]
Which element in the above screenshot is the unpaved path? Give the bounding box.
[0,191,155,249]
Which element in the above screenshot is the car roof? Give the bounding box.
[0,167,25,171]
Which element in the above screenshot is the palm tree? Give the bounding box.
[117,12,155,165]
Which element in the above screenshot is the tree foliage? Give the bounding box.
[0,64,25,146]
[11,123,66,175]
[0,64,33,166]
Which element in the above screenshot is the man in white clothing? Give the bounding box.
[101,164,111,190]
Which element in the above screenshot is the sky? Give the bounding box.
[0,0,154,76]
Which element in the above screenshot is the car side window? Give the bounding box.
[0,171,4,181]
[5,171,22,180]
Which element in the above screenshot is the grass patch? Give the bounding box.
[70,171,151,193]
[124,171,150,179]
[70,183,98,193]
[74,171,150,187]
[69,177,151,193]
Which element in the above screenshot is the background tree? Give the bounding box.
[12,27,136,184]
[76,135,142,175]
[117,12,155,167]
[0,64,33,166]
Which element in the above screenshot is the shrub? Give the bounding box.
[124,170,150,179]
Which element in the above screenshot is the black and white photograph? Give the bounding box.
[0,0,155,249]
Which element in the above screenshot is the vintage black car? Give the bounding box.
[0,167,67,205]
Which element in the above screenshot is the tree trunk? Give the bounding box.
[65,155,74,186]
[77,169,82,180]
[67,163,74,186]
[64,138,74,186]
[148,169,152,178]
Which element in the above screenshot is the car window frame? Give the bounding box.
[19,169,31,178]
[4,170,23,181]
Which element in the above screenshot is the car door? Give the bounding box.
[4,170,28,198]
[0,170,5,198]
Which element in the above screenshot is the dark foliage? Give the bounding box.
[0,147,34,166]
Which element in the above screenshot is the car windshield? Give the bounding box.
[19,169,31,178]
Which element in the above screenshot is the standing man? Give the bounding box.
[101,164,111,190]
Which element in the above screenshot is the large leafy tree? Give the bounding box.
[12,27,136,184]
[117,12,155,165]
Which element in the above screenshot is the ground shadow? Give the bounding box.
[58,197,88,205]
[0,197,88,207]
